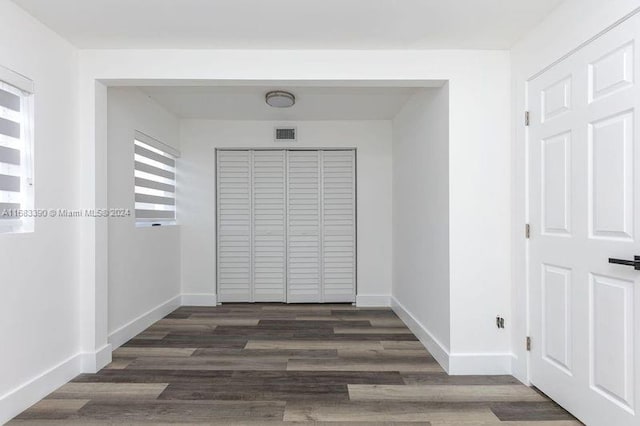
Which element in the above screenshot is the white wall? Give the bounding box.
[391,86,450,366]
[107,87,182,347]
[510,0,640,383]
[179,120,393,305]
[0,1,80,423]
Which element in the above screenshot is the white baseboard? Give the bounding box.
[355,294,390,307]
[390,296,450,372]
[108,294,181,350]
[448,352,515,375]
[510,353,530,385]
[0,353,82,425]
[80,344,113,374]
[181,293,217,306]
[390,296,515,376]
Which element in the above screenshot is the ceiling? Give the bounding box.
[139,86,425,120]
[12,0,563,49]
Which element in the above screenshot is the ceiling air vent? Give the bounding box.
[275,127,297,142]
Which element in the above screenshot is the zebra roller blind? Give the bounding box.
[0,75,34,233]
[217,149,356,303]
[134,131,180,225]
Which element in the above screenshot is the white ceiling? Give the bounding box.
[12,0,563,49]
[139,86,426,120]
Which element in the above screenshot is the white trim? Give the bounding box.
[0,353,82,425]
[391,296,514,375]
[181,293,218,306]
[0,64,34,94]
[448,352,515,376]
[80,344,113,374]
[355,294,390,307]
[134,130,180,158]
[390,296,450,373]
[528,6,640,81]
[108,295,181,350]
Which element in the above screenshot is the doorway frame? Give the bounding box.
[78,54,500,375]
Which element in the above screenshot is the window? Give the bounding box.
[134,131,179,226]
[0,67,34,234]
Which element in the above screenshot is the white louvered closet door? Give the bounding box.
[217,150,252,302]
[252,150,286,302]
[322,150,356,302]
[287,151,322,303]
[217,149,356,303]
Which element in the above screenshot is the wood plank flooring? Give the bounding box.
[9,304,580,425]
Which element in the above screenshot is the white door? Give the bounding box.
[286,150,357,303]
[217,150,252,302]
[218,149,356,304]
[322,150,356,302]
[252,150,287,302]
[529,13,640,426]
[287,150,322,302]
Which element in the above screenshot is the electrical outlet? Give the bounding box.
[496,316,505,329]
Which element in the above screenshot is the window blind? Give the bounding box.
[0,80,29,222]
[134,131,179,225]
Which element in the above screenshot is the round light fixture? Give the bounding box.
[265,90,295,108]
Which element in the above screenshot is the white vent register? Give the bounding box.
[216,149,356,303]
[275,127,296,141]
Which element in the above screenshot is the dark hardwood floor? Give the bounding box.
[9,304,580,424]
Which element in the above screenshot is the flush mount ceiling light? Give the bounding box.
[265,90,296,108]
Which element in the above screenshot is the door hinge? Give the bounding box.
[525,224,531,239]
[524,111,530,126]
[526,336,531,351]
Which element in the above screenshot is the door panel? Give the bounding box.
[217,150,252,302]
[589,111,634,240]
[589,42,634,102]
[287,151,322,303]
[528,12,640,425]
[322,150,356,303]
[542,264,572,375]
[542,76,572,122]
[541,132,571,235]
[252,150,286,302]
[590,273,635,412]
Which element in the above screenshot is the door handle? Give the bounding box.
[608,255,640,270]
